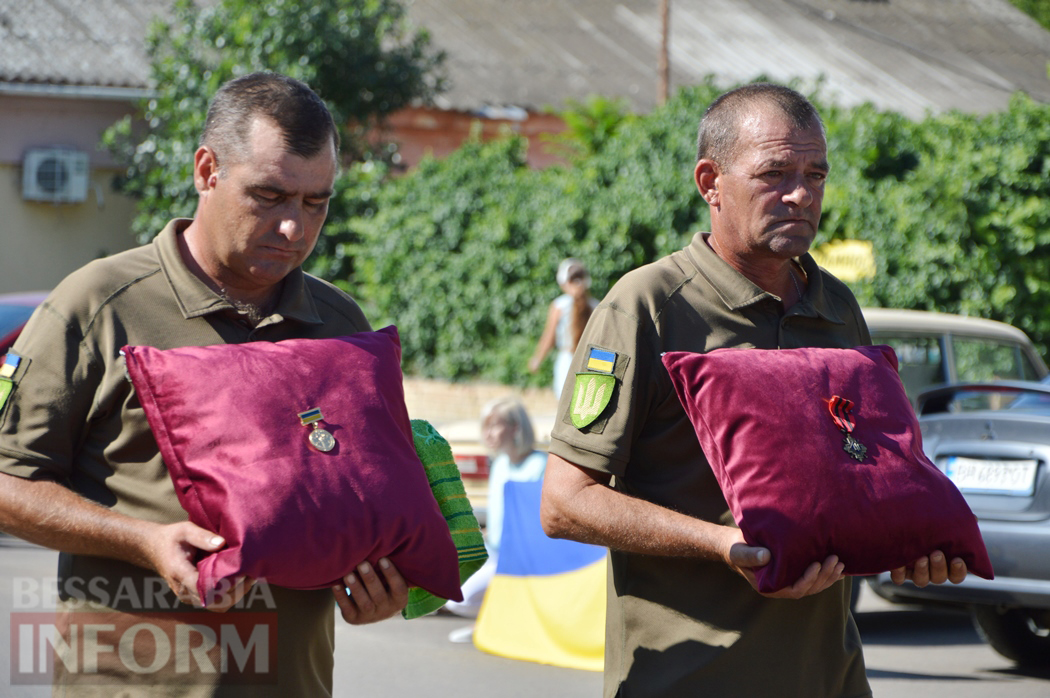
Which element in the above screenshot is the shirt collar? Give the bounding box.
[796,252,846,325]
[685,232,846,325]
[154,219,323,326]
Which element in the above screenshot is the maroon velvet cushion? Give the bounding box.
[123,326,462,605]
[662,344,993,593]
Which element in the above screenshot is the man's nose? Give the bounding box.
[276,205,305,241]
[783,175,815,207]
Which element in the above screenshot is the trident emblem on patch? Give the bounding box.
[571,373,615,428]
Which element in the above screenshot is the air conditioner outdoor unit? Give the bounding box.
[22,148,90,203]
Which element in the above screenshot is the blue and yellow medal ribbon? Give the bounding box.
[298,407,323,425]
[298,407,336,452]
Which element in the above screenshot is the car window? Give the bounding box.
[871,334,946,406]
[937,387,1050,414]
[951,335,1042,383]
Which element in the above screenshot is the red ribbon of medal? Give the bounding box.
[827,395,867,462]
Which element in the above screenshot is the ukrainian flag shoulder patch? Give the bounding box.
[585,347,616,374]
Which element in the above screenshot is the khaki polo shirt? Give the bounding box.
[0,220,372,697]
[549,232,873,698]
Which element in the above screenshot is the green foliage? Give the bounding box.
[349,135,582,382]
[542,95,637,161]
[106,0,1050,381]
[350,82,725,383]
[102,0,445,243]
[816,94,1050,360]
[350,83,1050,383]
[1008,0,1050,31]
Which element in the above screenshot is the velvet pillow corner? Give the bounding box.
[661,344,993,594]
[123,325,463,606]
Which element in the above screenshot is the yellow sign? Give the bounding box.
[810,240,876,281]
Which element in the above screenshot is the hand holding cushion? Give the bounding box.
[662,344,993,594]
[124,326,462,606]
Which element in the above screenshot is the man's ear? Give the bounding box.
[193,146,219,193]
[694,159,720,206]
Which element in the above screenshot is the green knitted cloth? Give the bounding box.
[402,419,488,619]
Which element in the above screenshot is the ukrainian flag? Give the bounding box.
[474,480,606,671]
[586,348,616,373]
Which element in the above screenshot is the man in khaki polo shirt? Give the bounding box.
[541,83,969,697]
[0,72,406,696]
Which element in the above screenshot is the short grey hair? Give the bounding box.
[696,83,824,169]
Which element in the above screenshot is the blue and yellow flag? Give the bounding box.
[585,347,616,374]
[474,480,606,671]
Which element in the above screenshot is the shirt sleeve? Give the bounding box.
[547,300,657,478]
[0,296,99,481]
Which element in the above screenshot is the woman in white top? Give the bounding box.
[528,258,598,399]
[444,397,547,628]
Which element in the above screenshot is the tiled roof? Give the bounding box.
[409,0,1050,118]
[0,0,164,89]
[2,0,1048,117]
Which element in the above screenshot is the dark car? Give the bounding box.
[0,292,49,356]
[869,378,1050,667]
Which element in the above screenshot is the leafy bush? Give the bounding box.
[105,1,1050,382]
[102,0,445,243]
[347,83,728,384]
[347,85,1050,383]
[820,93,1050,356]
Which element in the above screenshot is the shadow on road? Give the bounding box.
[985,665,1050,681]
[865,667,983,681]
[856,607,982,647]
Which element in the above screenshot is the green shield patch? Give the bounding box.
[570,373,615,429]
[0,378,12,412]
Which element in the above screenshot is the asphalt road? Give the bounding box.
[1,538,1047,697]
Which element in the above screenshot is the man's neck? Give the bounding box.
[176,221,282,314]
[706,234,804,309]
[217,286,280,326]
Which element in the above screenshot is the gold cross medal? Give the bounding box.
[298,407,336,452]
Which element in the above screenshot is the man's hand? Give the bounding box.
[0,475,255,610]
[144,521,254,610]
[203,575,256,612]
[758,556,845,599]
[332,558,408,625]
[890,551,967,587]
[724,528,844,599]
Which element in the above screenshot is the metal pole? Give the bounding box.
[658,0,670,105]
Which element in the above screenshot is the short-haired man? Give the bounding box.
[0,72,406,696]
[540,83,967,697]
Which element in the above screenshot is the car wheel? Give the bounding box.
[971,605,1050,667]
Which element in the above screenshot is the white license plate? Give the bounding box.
[944,456,1039,496]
